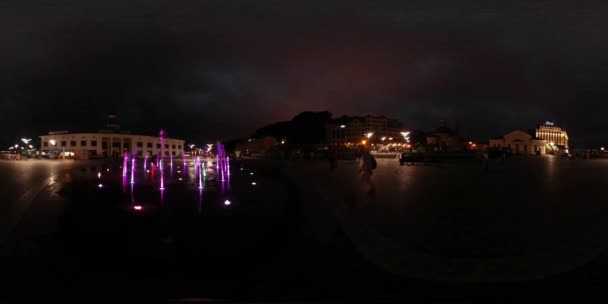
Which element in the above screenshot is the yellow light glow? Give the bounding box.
[361,140,367,144]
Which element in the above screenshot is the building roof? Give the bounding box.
[429,125,457,135]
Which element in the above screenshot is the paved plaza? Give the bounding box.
[2,157,608,299]
[282,156,608,281]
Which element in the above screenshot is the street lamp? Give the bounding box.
[21,138,32,144]
[381,137,386,141]
[49,139,56,146]
[14,144,18,148]
[340,125,345,128]
[366,132,373,139]
[400,131,410,143]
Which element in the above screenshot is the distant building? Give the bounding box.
[326,115,406,144]
[535,122,568,149]
[39,115,184,159]
[489,130,547,155]
[426,121,463,151]
[235,136,279,155]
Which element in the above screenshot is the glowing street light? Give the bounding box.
[381,137,386,141]
[189,144,195,149]
[340,125,346,128]
[281,140,286,144]
[400,131,411,143]
[49,139,56,146]
[28,145,33,149]
[366,132,373,139]
[14,144,18,148]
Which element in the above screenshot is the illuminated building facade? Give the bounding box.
[39,132,184,159]
[535,122,568,148]
[326,115,405,144]
[489,130,547,155]
[39,115,184,159]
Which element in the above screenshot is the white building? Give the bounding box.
[489,130,547,155]
[39,130,185,159]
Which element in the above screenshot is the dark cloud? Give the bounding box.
[0,1,606,146]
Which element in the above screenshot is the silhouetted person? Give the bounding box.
[328,147,338,171]
[359,147,377,194]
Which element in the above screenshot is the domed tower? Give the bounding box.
[106,114,120,131]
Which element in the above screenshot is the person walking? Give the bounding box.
[328,146,338,171]
[482,148,490,172]
[359,147,377,194]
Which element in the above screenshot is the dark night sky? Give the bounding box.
[1,1,606,147]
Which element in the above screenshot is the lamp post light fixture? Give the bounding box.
[21,138,32,144]
[49,139,56,146]
[366,132,373,139]
[340,125,345,128]
[400,131,411,143]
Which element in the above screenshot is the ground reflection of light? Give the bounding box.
[97,172,101,179]
[177,170,181,173]
[133,205,143,211]
[250,172,254,175]
[146,169,150,173]
[107,168,109,172]
[251,182,257,186]
[98,183,103,188]
[178,177,183,181]
[240,168,243,171]
[224,200,231,206]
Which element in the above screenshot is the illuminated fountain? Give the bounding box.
[144,155,148,171]
[159,159,165,191]
[130,158,135,184]
[122,153,128,177]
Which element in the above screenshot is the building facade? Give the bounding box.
[535,122,568,148]
[39,131,184,159]
[326,115,405,144]
[425,121,464,151]
[489,130,547,155]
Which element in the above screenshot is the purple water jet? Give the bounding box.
[130,158,135,184]
[159,159,165,191]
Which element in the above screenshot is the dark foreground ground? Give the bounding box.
[2,157,608,302]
